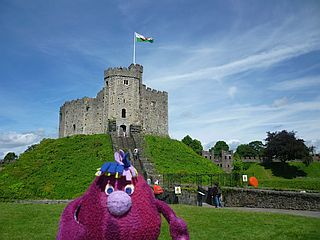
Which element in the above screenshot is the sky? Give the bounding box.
[0,0,320,158]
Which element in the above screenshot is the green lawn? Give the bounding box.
[243,162,320,192]
[0,203,319,240]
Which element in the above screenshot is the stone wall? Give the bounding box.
[223,187,320,211]
[59,64,168,137]
[140,85,168,136]
[59,90,106,137]
[172,187,320,211]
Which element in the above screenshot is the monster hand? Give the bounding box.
[156,199,190,240]
[169,217,189,240]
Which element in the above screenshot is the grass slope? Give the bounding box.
[144,135,222,174]
[244,162,320,191]
[0,134,114,200]
[0,203,319,240]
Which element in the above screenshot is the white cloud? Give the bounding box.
[151,41,320,90]
[227,139,242,151]
[305,139,320,154]
[0,130,49,159]
[271,76,320,91]
[170,99,320,145]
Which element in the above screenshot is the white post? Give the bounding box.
[133,32,136,64]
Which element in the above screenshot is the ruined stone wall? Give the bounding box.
[140,84,168,136]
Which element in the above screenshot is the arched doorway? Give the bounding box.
[119,124,127,137]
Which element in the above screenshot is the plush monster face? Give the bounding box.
[58,151,189,240]
[69,175,162,240]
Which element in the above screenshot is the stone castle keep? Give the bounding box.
[59,64,168,138]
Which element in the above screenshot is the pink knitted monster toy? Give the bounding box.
[57,150,189,240]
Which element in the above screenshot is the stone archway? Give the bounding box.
[119,124,127,137]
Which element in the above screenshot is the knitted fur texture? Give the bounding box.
[57,175,189,240]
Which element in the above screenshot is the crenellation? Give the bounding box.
[104,64,143,80]
[59,64,168,138]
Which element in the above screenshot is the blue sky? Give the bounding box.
[0,0,320,158]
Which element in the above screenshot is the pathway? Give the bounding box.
[202,203,320,218]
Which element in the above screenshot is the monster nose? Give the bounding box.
[107,191,132,216]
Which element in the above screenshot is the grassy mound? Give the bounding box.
[244,162,320,191]
[0,134,114,200]
[144,135,222,174]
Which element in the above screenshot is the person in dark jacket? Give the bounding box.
[212,182,222,208]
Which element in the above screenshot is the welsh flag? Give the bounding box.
[135,32,154,43]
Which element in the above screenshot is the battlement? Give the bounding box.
[59,64,168,138]
[142,84,168,96]
[104,64,143,79]
[62,97,94,107]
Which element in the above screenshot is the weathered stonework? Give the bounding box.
[202,150,233,173]
[222,187,320,211]
[164,187,320,210]
[59,64,168,137]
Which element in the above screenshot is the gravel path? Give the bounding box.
[225,207,320,218]
[202,203,320,218]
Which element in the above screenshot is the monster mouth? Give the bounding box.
[74,205,81,224]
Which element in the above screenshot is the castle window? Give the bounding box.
[86,106,90,111]
[73,124,76,131]
[151,101,156,107]
[121,109,126,118]
[124,80,128,85]
[123,99,126,103]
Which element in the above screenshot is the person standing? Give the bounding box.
[212,182,222,208]
[133,148,139,161]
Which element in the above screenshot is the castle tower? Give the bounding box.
[59,64,168,138]
[104,64,143,135]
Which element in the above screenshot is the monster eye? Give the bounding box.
[124,184,135,195]
[105,184,114,195]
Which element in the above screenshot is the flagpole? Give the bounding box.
[133,32,136,64]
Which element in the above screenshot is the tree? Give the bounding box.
[248,141,265,157]
[232,153,244,173]
[4,152,18,163]
[190,139,203,155]
[265,130,312,164]
[235,144,256,158]
[181,135,203,155]
[181,135,193,146]
[211,141,229,157]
